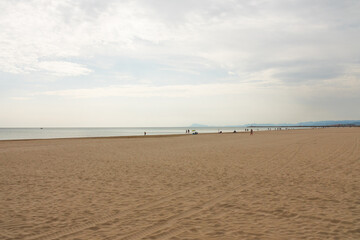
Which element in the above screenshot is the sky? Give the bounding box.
[1,0,360,127]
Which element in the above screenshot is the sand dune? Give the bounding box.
[1,128,359,239]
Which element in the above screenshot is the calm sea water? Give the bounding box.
[0,127,303,140]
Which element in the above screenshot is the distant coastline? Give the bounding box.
[191,120,360,128]
[247,125,360,128]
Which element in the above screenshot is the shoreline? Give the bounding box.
[0,127,318,142]
[0,131,254,142]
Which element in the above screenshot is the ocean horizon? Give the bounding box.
[0,127,305,141]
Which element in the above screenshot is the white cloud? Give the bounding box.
[35,83,255,98]
[1,0,359,79]
[38,61,92,76]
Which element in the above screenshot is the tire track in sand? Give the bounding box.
[309,135,358,176]
[24,184,208,240]
[118,138,309,240]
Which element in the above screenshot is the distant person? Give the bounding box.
[250,129,253,135]
[144,132,146,136]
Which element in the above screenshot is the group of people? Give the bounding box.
[145,129,254,136]
[219,129,254,135]
[244,128,254,135]
[188,129,255,135]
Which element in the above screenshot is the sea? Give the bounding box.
[0,127,305,141]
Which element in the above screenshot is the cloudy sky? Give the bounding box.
[1,0,359,127]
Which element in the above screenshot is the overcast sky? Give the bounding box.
[1,0,359,127]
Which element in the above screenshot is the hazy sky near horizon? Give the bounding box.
[1,0,360,127]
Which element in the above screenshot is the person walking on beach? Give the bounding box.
[144,131,146,136]
[250,129,253,135]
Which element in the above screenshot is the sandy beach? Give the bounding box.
[0,128,359,240]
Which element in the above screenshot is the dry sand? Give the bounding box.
[1,128,359,240]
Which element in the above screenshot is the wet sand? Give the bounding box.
[1,128,359,239]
